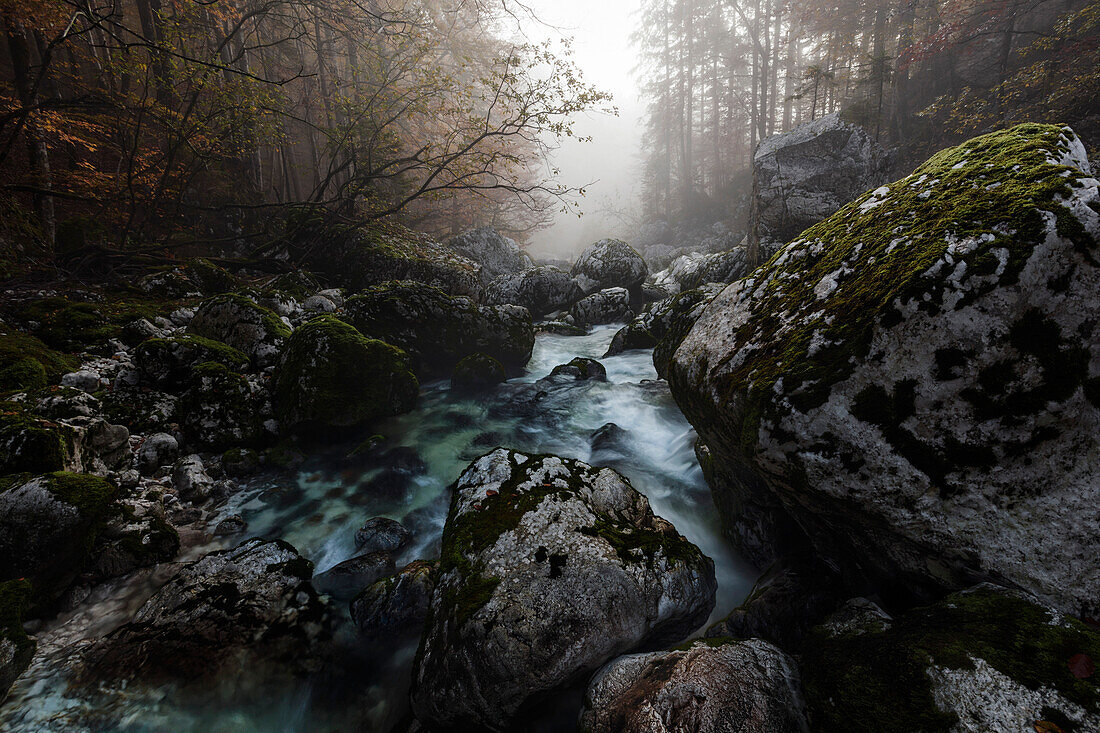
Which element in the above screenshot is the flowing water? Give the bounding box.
[3,326,755,732]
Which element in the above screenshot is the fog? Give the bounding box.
[523,0,645,261]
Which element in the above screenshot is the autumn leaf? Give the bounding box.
[1068,653,1095,679]
[1034,721,1065,733]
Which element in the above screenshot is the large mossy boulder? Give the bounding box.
[134,334,248,390]
[187,293,291,369]
[671,124,1100,614]
[274,316,418,431]
[446,226,534,285]
[289,213,480,297]
[344,281,534,378]
[482,265,583,318]
[0,579,34,700]
[410,449,716,731]
[0,472,117,605]
[571,239,648,295]
[82,538,328,682]
[0,332,78,393]
[803,585,1100,733]
[18,297,118,353]
[581,638,808,733]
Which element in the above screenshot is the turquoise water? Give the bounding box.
[2,326,754,732]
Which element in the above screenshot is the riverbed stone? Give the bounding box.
[410,449,716,731]
[570,287,634,328]
[483,265,583,318]
[350,559,436,638]
[571,239,648,294]
[580,638,809,733]
[82,538,328,682]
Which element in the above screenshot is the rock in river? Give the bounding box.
[671,124,1100,615]
[410,448,716,731]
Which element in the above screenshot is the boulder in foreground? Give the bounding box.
[410,449,716,731]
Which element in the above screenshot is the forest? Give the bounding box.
[1,0,1100,732]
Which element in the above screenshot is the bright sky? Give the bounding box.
[521,0,645,258]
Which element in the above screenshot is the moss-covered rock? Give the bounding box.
[134,334,248,389]
[187,293,290,369]
[91,500,180,580]
[451,353,506,392]
[19,297,118,353]
[96,388,178,434]
[0,472,118,605]
[0,404,78,474]
[571,238,648,294]
[263,270,321,299]
[411,448,716,731]
[274,315,418,430]
[0,332,78,393]
[344,280,534,377]
[185,258,237,295]
[288,212,480,297]
[803,585,1100,733]
[0,578,34,699]
[671,124,1100,614]
[179,362,266,450]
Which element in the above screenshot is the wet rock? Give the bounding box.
[137,433,179,476]
[302,294,337,313]
[670,124,1100,614]
[171,454,214,502]
[350,560,436,638]
[312,551,395,600]
[0,579,34,700]
[571,239,648,295]
[0,472,118,605]
[82,538,328,682]
[581,638,809,733]
[214,514,247,536]
[354,517,412,554]
[483,266,583,318]
[705,555,843,652]
[187,293,291,369]
[91,498,180,579]
[589,422,630,457]
[344,281,534,377]
[446,227,534,285]
[410,449,716,731]
[33,386,100,419]
[274,315,418,431]
[222,447,261,477]
[451,353,507,392]
[604,285,723,369]
[752,111,890,245]
[547,357,607,382]
[570,287,634,328]
[803,585,1100,732]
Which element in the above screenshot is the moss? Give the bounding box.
[0,404,74,474]
[803,586,1100,733]
[134,334,248,388]
[21,298,119,352]
[112,509,180,567]
[192,292,291,343]
[43,472,118,524]
[578,515,702,568]
[451,353,506,392]
[0,578,34,686]
[264,270,321,299]
[0,332,79,392]
[703,124,1097,450]
[186,258,237,295]
[274,315,419,429]
[180,361,260,449]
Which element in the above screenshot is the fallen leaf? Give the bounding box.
[1034,721,1065,733]
[1069,653,1095,679]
